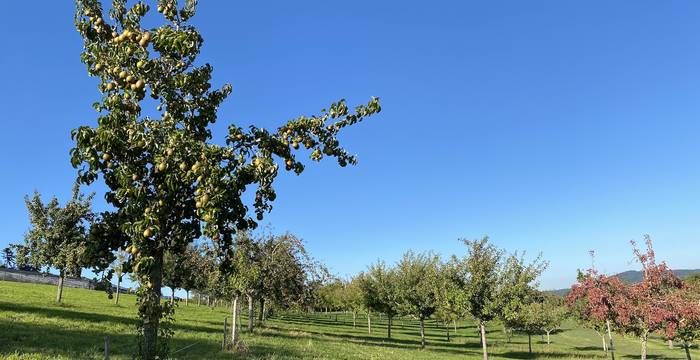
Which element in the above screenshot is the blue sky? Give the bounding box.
[1,1,699,290]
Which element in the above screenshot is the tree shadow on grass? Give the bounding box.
[0,318,137,358]
[274,314,481,343]
[0,301,224,336]
[0,318,244,360]
[262,324,485,356]
[498,351,600,359]
[573,345,607,352]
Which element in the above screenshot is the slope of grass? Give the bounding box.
[0,280,696,359]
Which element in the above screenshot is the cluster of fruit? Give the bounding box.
[111,28,152,48]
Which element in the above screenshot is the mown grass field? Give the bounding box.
[0,280,697,359]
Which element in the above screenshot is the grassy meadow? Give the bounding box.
[0,280,697,359]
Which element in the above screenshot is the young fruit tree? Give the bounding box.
[19,183,94,303]
[506,296,566,354]
[453,237,503,360]
[538,296,567,345]
[435,256,463,342]
[71,1,380,358]
[1,247,15,269]
[615,237,685,360]
[665,289,700,360]
[109,249,128,304]
[342,276,366,328]
[359,261,401,338]
[395,251,442,349]
[498,251,548,340]
[253,233,313,324]
[178,244,202,305]
[566,266,628,359]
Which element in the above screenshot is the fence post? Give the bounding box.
[104,336,110,360]
[222,317,228,350]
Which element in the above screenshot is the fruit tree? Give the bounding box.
[71,1,380,358]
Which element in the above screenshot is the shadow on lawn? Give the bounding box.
[499,351,600,359]
[274,313,485,344]
[263,323,484,356]
[0,318,137,358]
[621,356,685,360]
[0,317,244,360]
[0,301,221,335]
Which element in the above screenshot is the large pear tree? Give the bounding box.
[71,1,380,358]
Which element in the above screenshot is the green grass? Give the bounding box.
[0,280,697,359]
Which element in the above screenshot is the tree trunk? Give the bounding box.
[419,317,426,349]
[237,300,242,333]
[171,287,175,304]
[606,319,616,360]
[56,271,65,303]
[141,256,163,360]
[247,294,254,333]
[602,334,608,352]
[453,319,457,334]
[352,311,356,328]
[546,330,551,345]
[230,296,238,346]
[684,343,692,360]
[197,293,201,306]
[387,315,392,339]
[480,323,488,360]
[445,322,450,342]
[115,276,121,305]
[185,290,189,306]
[367,312,371,334]
[640,332,648,360]
[668,339,673,350]
[258,298,264,325]
[528,333,532,354]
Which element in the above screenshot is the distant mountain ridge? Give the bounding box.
[545,268,700,297]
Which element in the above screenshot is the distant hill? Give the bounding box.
[545,268,700,297]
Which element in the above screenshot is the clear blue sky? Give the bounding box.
[1,1,699,290]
